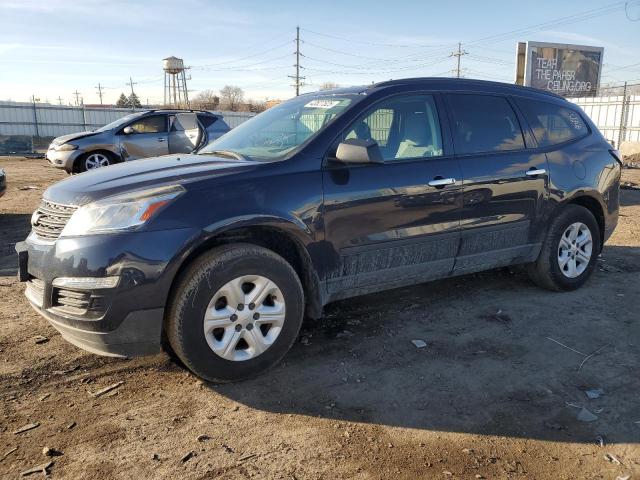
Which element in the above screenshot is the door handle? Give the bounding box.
[428,177,456,187]
[157,138,166,142]
[525,168,546,176]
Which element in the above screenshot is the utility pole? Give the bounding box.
[618,81,628,148]
[450,42,468,78]
[126,76,137,110]
[57,96,63,105]
[72,90,81,106]
[288,26,305,96]
[31,94,40,138]
[95,83,104,105]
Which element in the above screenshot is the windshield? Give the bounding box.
[95,112,144,132]
[199,94,360,160]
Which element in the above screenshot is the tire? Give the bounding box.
[165,244,304,382]
[527,204,601,291]
[75,151,114,173]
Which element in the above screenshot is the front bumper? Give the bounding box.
[46,148,81,172]
[17,227,197,357]
[31,302,163,357]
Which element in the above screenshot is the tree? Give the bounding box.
[319,81,339,91]
[128,92,142,108]
[219,85,244,111]
[191,90,220,110]
[242,100,267,113]
[116,93,129,108]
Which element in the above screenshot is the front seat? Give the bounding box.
[395,112,433,159]
[352,120,372,141]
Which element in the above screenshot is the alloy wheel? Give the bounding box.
[203,275,286,361]
[557,222,593,278]
[85,153,110,170]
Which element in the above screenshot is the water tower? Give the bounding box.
[163,56,190,108]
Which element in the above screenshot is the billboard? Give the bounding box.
[515,41,604,97]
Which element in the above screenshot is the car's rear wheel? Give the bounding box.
[76,151,113,173]
[527,204,601,291]
[165,244,304,382]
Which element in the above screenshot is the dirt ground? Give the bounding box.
[1,156,639,480]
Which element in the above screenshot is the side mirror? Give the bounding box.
[335,138,383,164]
[123,126,134,135]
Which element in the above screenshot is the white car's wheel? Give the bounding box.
[76,152,112,173]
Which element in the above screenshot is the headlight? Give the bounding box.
[60,185,185,237]
[55,143,78,151]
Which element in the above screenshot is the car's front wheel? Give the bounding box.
[527,204,601,291]
[165,244,304,382]
[76,152,113,173]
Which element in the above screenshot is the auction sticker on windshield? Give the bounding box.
[305,99,341,109]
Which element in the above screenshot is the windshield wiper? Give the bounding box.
[200,149,249,161]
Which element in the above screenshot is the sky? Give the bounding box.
[0,0,639,105]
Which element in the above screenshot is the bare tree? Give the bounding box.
[219,85,244,111]
[191,90,220,110]
[319,81,340,91]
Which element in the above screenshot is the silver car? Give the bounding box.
[46,109,230,173]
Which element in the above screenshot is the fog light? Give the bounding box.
[52,276,119,289]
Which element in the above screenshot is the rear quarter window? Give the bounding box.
[515,98,588,147]
[197,114,218,128]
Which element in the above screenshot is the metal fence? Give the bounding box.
[2,95,639,153]
[0,101,254,139]
[570,94,640,147]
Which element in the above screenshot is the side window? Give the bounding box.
[515,98,588,147]
[343,95,443,161]
[197,113,218,128]
[128,115,167,134]
[447,94,525,154]
[171,113,199,132]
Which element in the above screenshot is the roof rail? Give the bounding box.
[371,77,565,100]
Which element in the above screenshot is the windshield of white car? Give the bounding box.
[198,94,360,160]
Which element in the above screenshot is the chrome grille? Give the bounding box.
[31,200,77,240]
[25,277,45,308]
[53,288,91,315]
[52,288,107,317]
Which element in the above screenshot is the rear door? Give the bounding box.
[444,93,549,274]
[169,113,202,153]
[119,114,169,160]
[322,93,463,298]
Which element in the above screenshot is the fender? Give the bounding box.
[159,212,325,318]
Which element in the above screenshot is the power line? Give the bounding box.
[192,54,292,72]
[192,39,293,69]
[465,1,626,48]
[301,27,449,48]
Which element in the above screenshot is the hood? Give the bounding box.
[44,154,262,205]
[52,131,101,145]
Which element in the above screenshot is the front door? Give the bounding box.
[169,113,202,153]
[444,93,549,275]
[119,114,169,160]
[322,93,463,299]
